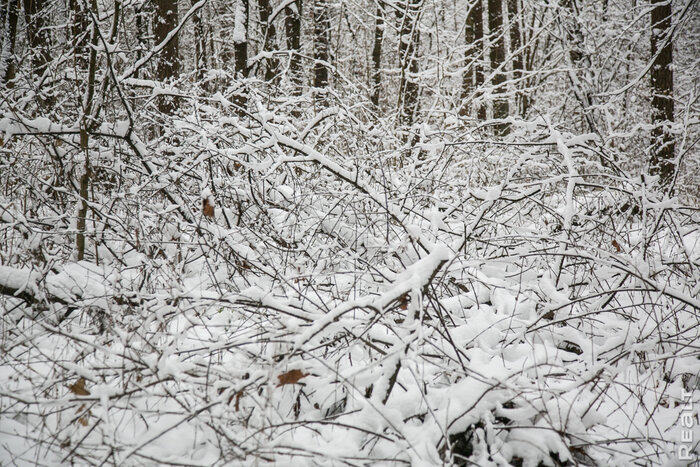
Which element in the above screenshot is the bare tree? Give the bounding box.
[69,0,89,66]
[313,0,330,90]
[460,0,485,119]
[192,0,208,81]
[488,0,508,133]
[154,0,180,113]
[371,2,384,108]
[507,0,524,115]
[396,0,422,138]
[22,0,50,77]
[258,0,279,82]
[649,0,675,189]
[233,0,249,111]
[0,0,19,86]
[285,0,302,93]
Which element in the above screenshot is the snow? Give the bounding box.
[0,265,39,297]
[2,10,700,464]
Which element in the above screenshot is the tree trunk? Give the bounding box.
[313,0,330,89]
[258,0,279,82]
[69,0,89,68]
[0,0,19,86]
[154,0,180,113]
[487,0,508,133]
[192,0,208,81]
[134,2,148,79]
[22,0,50,77]
[396,0,421,137]
[232,0,249,111]
[507,0,523,115]
[460,0,484,119]
[649,0,675,189]
[285,0,302,93]
[371,3,384,108]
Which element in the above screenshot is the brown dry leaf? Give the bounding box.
[276,369,309,387]
[68,378,90,396]
[54,138,63,147]
[612,239,622,253]
[75,403,90,426]
[0,137,4,146]
[203,199,215,218]
[234,391,243,411]
[398,293,410,311]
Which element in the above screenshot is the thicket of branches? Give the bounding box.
[1,0,699,465]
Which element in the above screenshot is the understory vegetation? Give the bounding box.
[1,0,699,465]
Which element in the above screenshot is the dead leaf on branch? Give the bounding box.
[234,391,243,411]
[276,369,309,387]
[398,293,410,310]
[217,387,245,410]
[75,403,90,426]
[612,239,622,253]
[68,378,90,396]
[203,198,215,218]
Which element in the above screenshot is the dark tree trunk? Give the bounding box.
[154,0,180,80]
[1,0,19,86]
[232,0,249,111]
[313,0,330,89]
[154,0,180,113]
[134,2,149,79]
[460,0,484,119]
[507,0,524,115]
[258,0,279,82]
[69,0,89,67]
[370,3,384,108]
[22,0,50,77]
[649,0,675,189]
[396,0,421,136]
[487,0,508,133]
[285,0,302,93]
[192,0,208,80]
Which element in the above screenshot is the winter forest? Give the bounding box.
[1,0,700,464]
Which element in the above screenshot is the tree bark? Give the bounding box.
[258,0,279,82]
[460,0,484,119]
[0,0,19,86]
[232,0,249,111]
[649,0,675,189]
[371,3,384,108]
[313,0,330,89]
[507,0,524,115]
[134,2,149,79]
[396,0,421,137]
[487,0,508,133]
[69,0,89,68]
[192,0,208,81]
[154,0,180,113]
[22,0,50,77]
[285,0,302,93]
